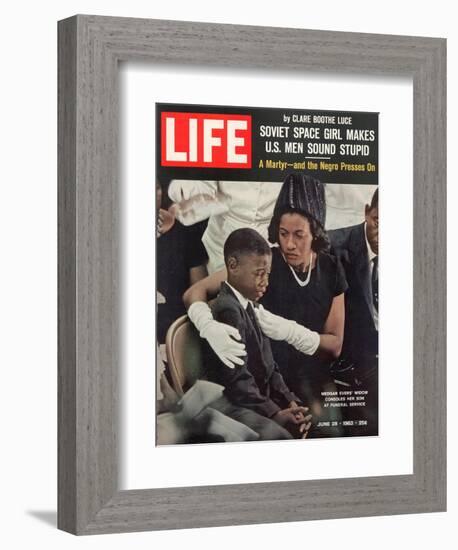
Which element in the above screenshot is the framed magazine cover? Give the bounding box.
[58,15,446,535]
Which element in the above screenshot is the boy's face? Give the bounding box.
[228,253,271,302]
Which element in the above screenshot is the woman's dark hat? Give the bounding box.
[268,173,326,243]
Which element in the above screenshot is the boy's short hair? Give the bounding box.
[223,228,271,266]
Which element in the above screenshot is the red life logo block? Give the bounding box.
[161,112,252,169]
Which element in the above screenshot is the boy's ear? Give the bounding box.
[227,256,238,272]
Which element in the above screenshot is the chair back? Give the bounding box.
[165,315,204,397]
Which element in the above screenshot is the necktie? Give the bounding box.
[245,302,266,387]
[246,302,262,341]
[372,256,378,312]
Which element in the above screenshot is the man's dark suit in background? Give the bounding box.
[329,222,378,435]
[329,223,378,366]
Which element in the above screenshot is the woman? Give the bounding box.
[259,174,347,433]
[184,173,347,437]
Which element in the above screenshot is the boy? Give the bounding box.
[203,228,311,441]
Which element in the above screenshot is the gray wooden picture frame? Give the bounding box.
[58,14,446,535]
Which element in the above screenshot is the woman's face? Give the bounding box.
[278,213,314,269]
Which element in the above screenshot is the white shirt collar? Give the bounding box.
[225,281,250,310]
[364,222,377,262]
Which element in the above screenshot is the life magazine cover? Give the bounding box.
[155,103,378,445]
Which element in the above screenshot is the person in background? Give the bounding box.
[168,179,282,274]
[328,188,379,435]
[328,188,378,369]
[156,180,208,344]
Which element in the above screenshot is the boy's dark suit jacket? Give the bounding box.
[204,282,298,418]
[329,223,378,364]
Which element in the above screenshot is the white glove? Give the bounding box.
[254,304,320,356]
[168,180,217,203]
[188,301,246,369]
